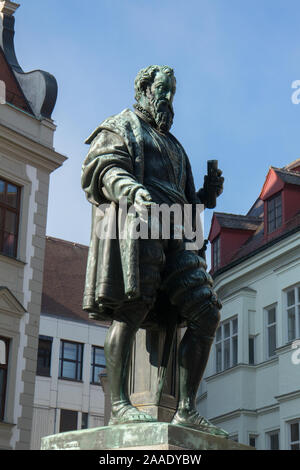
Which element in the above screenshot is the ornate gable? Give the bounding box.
[0,286,26,317]
[0,48,31,113]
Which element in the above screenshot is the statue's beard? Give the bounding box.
[149,98,174,133]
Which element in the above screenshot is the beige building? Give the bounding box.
[0,1,66,449]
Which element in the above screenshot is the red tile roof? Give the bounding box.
[211,212,300,277]
[272,167,300,186]
[229,212,300,263]
[41,236,109,327]
[211,161,300,276]
[213,212,262,231]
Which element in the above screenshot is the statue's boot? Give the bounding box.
[104,319,156,425]
[171,327,229,438]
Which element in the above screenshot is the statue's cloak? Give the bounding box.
[81,108,199,328]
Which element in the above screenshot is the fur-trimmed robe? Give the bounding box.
[81,108,200,328]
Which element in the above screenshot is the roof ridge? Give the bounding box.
[273,166,300,177]
[284,158,300,170]
[45,235,88,249]
[215,212,261,220]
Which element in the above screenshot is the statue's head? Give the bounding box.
[134,65,176,133]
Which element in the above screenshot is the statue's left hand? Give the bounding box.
[197,168,224,208]
[205,168,224,198]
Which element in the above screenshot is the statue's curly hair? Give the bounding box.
[134,65,176,101]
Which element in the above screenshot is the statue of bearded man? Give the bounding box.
[81,65,227,437]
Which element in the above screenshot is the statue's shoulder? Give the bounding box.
[85,108,140,145]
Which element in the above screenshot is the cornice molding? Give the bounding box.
[0,123,67,172]
[275,390,300,403]
[209,403,280,424]
[214,230,300,291]
[221,286,257,303]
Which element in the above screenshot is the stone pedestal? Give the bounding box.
[99,328,181,426]
[129,328,181,422]
[41,422,253,451]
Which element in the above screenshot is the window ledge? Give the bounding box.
[0,420,16,428]
[258,356,278,366]
[207,358,280,382]
[58,377,83,384]
[276,341,300,354]
[0,253,26,267]
[206,363,242,381]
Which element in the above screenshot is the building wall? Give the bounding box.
[220,229,254,266]
[198,230,300,449]
[282,185,300,222]
[0,101,65,449]
[30,314,108,450]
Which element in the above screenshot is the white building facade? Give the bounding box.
[198,160,300,450]
[30,236,108,450]
[31,313,108,450]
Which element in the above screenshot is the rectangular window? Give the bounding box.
[59,340,83,381]
[90,346,106,384]
[249,336,255,364]
[0,178,21,258]
[0,337,9,421]
[81,412,88,429]
[59,409,78,433]
[289,421,300,450]
[249,434,257,448]
[267,430,280,450]
[215,317,238,373]
[213,236,221,270]
[286,286,300,342]
[265,306,277,358]
[267,192,282,233]
[36,335,52,377]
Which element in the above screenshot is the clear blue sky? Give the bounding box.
[14,0,300,259]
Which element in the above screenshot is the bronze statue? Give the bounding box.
[81,65,227,437]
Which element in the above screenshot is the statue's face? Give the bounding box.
[144,71,175,133]
[149,71,175,106]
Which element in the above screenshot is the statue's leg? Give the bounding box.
[172,306,228,437]
[105,239,165,425]
[162,244,228,436]
[104,313,156,425]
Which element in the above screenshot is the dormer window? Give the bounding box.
[213,235,221,270]
[267,192,282,233]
